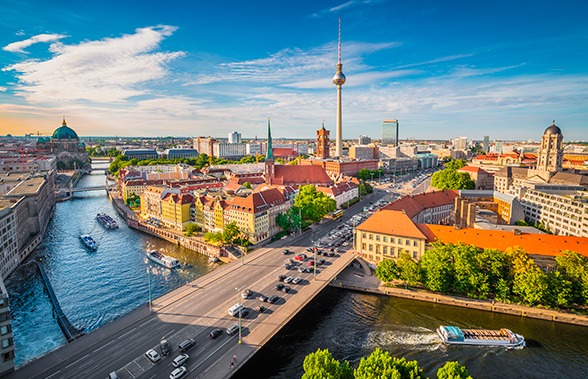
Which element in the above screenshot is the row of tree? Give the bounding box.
[430,159,475,190]
[375,243,588,308]
[301,348,473,379]
[277,185,337,233]
[356,168,384,181]
[202,221,241,245]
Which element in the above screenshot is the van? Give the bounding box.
[226,323,240,335]
[178,339,195,352]
[228,303,244,317]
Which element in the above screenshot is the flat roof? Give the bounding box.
[5,177,46,196]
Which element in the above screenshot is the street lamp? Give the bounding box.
[235,286,243,344]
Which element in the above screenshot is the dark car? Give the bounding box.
[239,308,250,317]
[160,339,171,356]
[268,295,280,304]
[282,249,291,255]
[277,275,286,282]
[257,305,266,313]
[178,339,195,352]
[259,294,268,302]
[281,286,291,293]
[318,259,326,265]
[209,328,223,339]
[275,283,284,291]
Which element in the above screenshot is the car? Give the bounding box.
[285,258,294,265]
[209,328,223,339]
[281,285,291,293]
[160,339,171,356]
[284,276,293,284]
[172,353,189,368]
[259,294,268,302]
[327,251,334,257]
[342,242,349,247]
[294,255,304,261]
[108,372,119,379]
[169,366,187,379]
[284,263,291,269]
[226,324,240,335]
[307,260,315,267]
[241,289,252,299]
[239,308,250,317]
[306,247,313,252]
[292,277,302,284]
[145,349,161,363]
[277,275,286,282]
[298,267,307,273]
[275,283,284,290]
[268,295,280,304]
[178,339,195,352]
[282,249,291,255]
[257,305,266,313]
[318,259,326,265]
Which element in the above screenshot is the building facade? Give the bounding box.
[381,119,399,146]
[316,125,330,159]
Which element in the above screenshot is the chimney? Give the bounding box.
[513,229,521,235]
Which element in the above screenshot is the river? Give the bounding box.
[5,164,588,378]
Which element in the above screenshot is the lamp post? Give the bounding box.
[235,286,243,344]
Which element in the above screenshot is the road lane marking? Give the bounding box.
[45,370,61,379]
[93,339,114,352]
[118,327,138,339]
[64,353,89,369]
[139,318,156,328]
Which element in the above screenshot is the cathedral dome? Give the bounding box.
[52,118,79,140]
[544,121,561,135]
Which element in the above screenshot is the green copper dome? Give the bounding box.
[52,118,79,140]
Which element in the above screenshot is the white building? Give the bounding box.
[228,131,242,144]
[316,182,358,209]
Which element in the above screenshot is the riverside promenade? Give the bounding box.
[331,264,588,328]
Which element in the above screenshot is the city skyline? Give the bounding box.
[1,1,587,140]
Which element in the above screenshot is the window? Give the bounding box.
[369,234,373,240]
[362,233,366,239]
[413,241,418,247]
[0,326,8,335]
[375,235,380,241]
[368,244,373,251]
[413,252,417,259]
[383,246,388,255]
[383,236,387,242]
[1,338,11,349]
[362,243,366,250]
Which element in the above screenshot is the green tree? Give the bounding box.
[294,185,336,223]
[357,168,371,181]
[301,348,353,379]
[363,181,374,194]
[242,182,252,189]
[184,223,201,237]
[436,361,473,379]
[375,259,400,283]
[354,348,426,379]
[512,263,549,305]
[420,243,454,292]
[396,252,422,287]
[546,270,574,307]
[554,250,588,305]
[223,221,240,244]
[445,159,467,170]
[203,231,224,245]
[431,169,475,190]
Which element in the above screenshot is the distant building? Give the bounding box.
[123,149,158,161]
[164,149,199,159]
[359,135,371,144]
[228,131,242,144]
[458,166,494,190]
[381,120,399,146]
[316,124,330,159]
[36,118,89,170]
[452,136,467,150]
[316,182,358,208]
[483,136,490,153]
[349,145,378,160]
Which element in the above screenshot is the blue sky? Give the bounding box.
[1,0,587,141]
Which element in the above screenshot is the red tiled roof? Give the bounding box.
[273,165,332,186]
[273,147,297,157]
[416,224,588,258]
[458,166,487,174]
[356,210,427,239]
[162,193,194,205]
[382,190,458,219]
[230,188,287,214]
[316,182,358,197]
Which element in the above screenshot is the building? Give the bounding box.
[381,119,399,146]
[0,279,14,377]
[35,118,89,170]
[413,153,438,169]
[458,166,494,190]
[359,135,371,145]
[383,190,458,224]
[164,149,199,159]
[454,190,525,228]
[356,209,428,263]
[349,145,378,160]
[483,136,490,153]
[212,142,247,159]
[0,155,56,174]
[193,137,216,156]
[228,131,242,144]
[316,181,358,208]
[161,193,193,231]
[452,136,467,150]
[316,124,330,159]
[122,149,158,161]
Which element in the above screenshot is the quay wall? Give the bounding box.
[330,279,588,328]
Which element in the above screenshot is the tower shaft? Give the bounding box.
[336,85,343,157]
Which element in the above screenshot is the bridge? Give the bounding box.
[6,194,383,379]
[57,184,113,194]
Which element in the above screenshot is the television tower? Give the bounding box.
[332,18,346,158]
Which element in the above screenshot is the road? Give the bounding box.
[7,191,387,379]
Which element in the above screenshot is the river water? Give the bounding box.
[5,164,588,378]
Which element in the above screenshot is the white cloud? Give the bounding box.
[3,25,184,103]
[3,33,67,53]
[0,87,7,92]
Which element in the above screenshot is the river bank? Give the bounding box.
[331,263,588,328]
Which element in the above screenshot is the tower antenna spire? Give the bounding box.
[337,18,342,64]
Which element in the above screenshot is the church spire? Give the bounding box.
[265,116,274,161]
[62,116,67,126]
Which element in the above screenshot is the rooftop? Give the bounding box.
[356,209,427,239]
[382,190,458,219]
[5,177,46,196]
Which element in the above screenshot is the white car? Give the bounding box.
[292,277,302,284]
[145,349,161,363]
[284,276,293,284]
[169,366,187,379]
[172,353,189,368]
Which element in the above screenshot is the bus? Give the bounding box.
[330,210,344,220]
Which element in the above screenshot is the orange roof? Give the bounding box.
[356,210,427,239]
[458,166,487,174]
[416,224,588,258]
[162,193,194,205]
[382,190,458,219]
[273,165,332,186]
[230,188,287,214]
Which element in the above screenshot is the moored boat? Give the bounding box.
[437,325,525,348]
[146,250,180,269]
[80,235,98,251]
[96,213,119,229]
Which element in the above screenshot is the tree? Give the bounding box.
[301,348,353,379]
[445,159,467,170]
[436,361,473,379]
[419,243,454,293]
[242,182,252,189]
[357,168,371,181]
[431,169,475,190]
[375,259,400,283]
[184,223,201,237]
[512,263,549,306]
[554,250,588,306]
[396,252,422,287]
[294,185,336,223]
[223,221,240,244]
[354,348,426,379]
[203,231,224,245]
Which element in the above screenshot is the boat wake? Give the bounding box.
[364,327,441,351]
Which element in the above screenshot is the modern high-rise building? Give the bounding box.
[452,136,467,150]
[332,19,346,157]
[228,131,242,144]
[483,136,490,153]
[359,135,371,144]
[381,119,399,146]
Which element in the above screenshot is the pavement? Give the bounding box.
[7,191,384,379]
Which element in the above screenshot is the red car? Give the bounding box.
[307,260,315,267]
[294,255,304,261]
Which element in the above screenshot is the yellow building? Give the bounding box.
[355,209,427,264]
[160,193,193,231]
